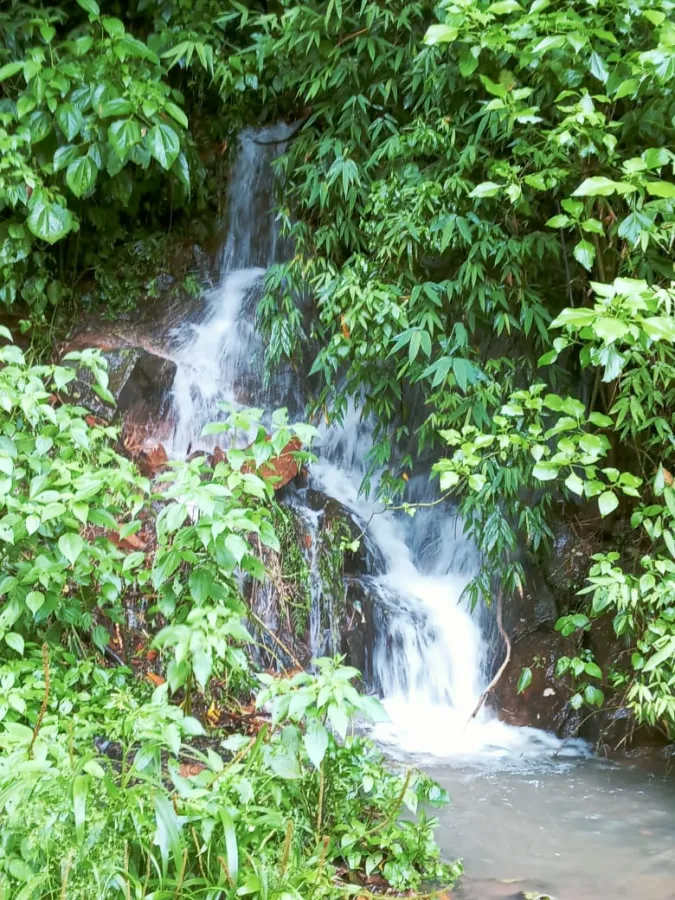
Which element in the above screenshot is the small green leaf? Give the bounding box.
[26,590,45,614]
[424,24,459,44]
[5,632,24,655]
[645,181,675,199]
[76,0,100,16]
[598,491,619,517]
[573,176,619,197]
[0,61,24,81]
[517,667,533,693]
[469,181,502,198]
[573,239,596,271]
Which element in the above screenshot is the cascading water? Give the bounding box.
[167,126,587,761]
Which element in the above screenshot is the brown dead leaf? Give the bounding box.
[146,673,165,687]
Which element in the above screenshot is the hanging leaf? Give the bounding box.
[56,103,84,141]
[573,239,596,271]
[66,157,98,198]
[108,118,141,158]
[304,720,329,769]
[58,532,84,565]
[27,196,75,244]
[598,491,619,517]
[148,124,180,170]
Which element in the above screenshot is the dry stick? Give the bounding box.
[191,827,207,880]
[469,590,510,721]
[249,608,303,670]
[29,643,50,758]
[60,851,74,900]
[174,848,188,899]
[217,856,233,888]
[280,821,294,878]
[336,26,368,46]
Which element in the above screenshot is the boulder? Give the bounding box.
[60,330,177,442]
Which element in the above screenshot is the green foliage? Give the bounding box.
[0,0,263,322]
[0,652,460,899]
[0,338,456,896]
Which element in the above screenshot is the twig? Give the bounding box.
[469,590,510,721]
[29,643,50,758]
[368,767,412,836]
[337,27,368,46]
[249,608,303,669]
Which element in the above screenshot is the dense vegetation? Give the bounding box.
[1,0,675,893]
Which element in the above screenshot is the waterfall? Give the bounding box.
[167,126,587,761]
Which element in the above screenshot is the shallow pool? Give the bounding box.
[426,756,675,900]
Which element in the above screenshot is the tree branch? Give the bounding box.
[468,590,510,721]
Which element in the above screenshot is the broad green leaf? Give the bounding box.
[573,239,596,271]
[27,197,75,244]
[56,103,84,141]
[593,317,629,342]
[148,124,180,170]
[469,181,502,199]
[573,176,619,197]
[645,181,675,199]
[76,0,100,16]
[108,119,141,158]
[598,491,618,517]
[304,720,329,769]
[153,793,183,873]
[533,462,559,481]
[423,24,459,44]
[565,472,584,496]
[58,532,84,565]
[583,685,604,707]
[66,157,98,197]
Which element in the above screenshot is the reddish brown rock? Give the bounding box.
[494,629,581,736]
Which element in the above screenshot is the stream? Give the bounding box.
[163,125,675,899]
[433,757,675,900]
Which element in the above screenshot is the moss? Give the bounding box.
[317,516,352,650]
[269,504,312,638]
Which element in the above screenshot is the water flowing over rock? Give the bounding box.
[147,123,592,762]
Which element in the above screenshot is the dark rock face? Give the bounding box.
[494,629,582,736]
[61,331,177,442]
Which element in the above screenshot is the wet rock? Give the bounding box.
[502,563,559,645]
[544,519,600,611]
[62,331,176,435]
[494,629,581,736]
